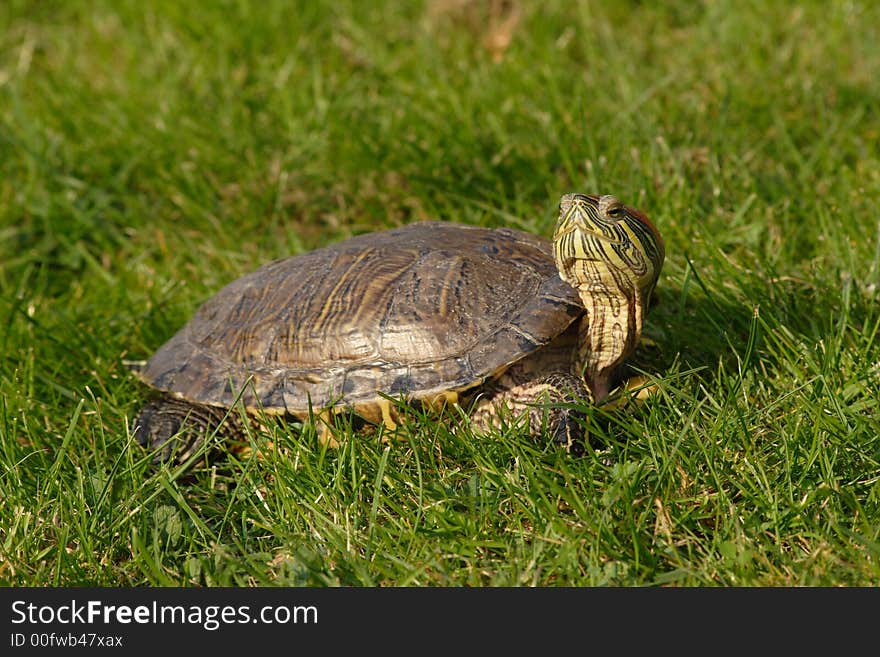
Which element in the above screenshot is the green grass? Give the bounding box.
[2,0,880,586]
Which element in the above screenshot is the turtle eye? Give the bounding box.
[607,204,625,219]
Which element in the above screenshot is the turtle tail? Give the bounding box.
[133,395,240,465]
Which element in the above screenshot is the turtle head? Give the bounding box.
[552,193,665,400]
[553,193,664,304]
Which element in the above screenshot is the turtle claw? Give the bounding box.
[549,407,587,455]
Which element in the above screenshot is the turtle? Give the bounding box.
[133,193,664,463]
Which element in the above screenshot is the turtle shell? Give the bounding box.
[138,221,584,415]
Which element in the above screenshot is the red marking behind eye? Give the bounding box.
[626,205,664,248]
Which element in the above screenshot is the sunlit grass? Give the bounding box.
[1,0,879,586]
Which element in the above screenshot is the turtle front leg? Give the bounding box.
[468,372,592,452]
[134,395,243,465]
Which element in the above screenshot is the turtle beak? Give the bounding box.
[553,194,617,267]
[557,193,599,237]
[555,193,624,247]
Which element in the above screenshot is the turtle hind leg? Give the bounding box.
[134,395,240,465]
[468,372,593,453]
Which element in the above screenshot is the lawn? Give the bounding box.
[1,0,879,586]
